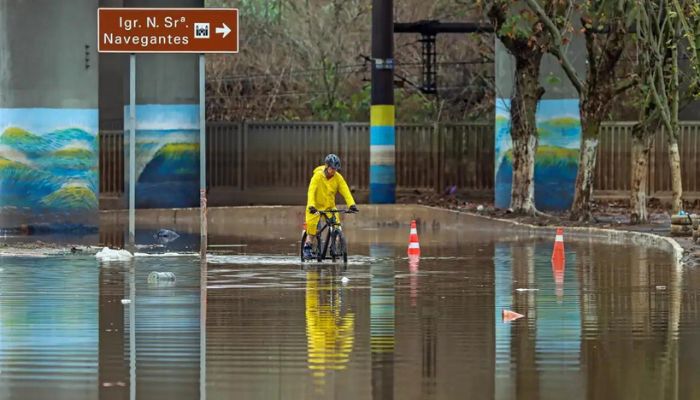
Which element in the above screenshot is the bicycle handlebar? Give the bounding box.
[316,208,357,215]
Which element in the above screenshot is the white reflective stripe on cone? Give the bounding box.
[555,235,564,242]
[409,243,420,248]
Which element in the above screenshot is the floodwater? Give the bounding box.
[1,229,700,400]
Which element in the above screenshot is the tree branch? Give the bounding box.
[672,0,700,82]
[649,68,674,133]
[613,74,640,96]
[523,0,584,94]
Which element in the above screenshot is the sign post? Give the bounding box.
[199,54,207,259]
[98,8,238,258]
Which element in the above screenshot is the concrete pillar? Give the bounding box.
[369,0,396,204]
[494,32,586,211]
[125,0,202,209]
[0,0,99,231]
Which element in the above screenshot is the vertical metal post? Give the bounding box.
[128,54,136,251]
[370,0,395,203]
[199,54,207,259]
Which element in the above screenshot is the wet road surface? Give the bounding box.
[0,229,699,399]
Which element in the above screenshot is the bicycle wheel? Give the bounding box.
[336,230,348,265]
[300,231,308,263]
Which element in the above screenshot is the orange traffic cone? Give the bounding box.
[552,227,565,263]
[408,220,421,256]
[502,309,524,322]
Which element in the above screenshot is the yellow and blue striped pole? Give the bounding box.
[370,0,395,204]
[370,105,395,203]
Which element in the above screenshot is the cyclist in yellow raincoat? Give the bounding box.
[303,154,358,259]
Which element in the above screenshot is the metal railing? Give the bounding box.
[596,121,700,198]
[202,121,494,194]
[99,130,124,196]
[98,120,700,207]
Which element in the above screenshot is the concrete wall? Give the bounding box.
[0,0,99,231]
[99,205,681,258]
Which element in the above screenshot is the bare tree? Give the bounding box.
[206,0,493,122]
[671,0,700,95]
[629,97,660,224]
[638,0,684,213]
[485,0,567,215]
[525,0,637,221]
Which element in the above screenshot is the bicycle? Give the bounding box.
[300,208,356,265]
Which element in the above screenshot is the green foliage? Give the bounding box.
[310,83,370,122]
[499,14,536,41]
[545,72,562,86]
[395,91,439,123]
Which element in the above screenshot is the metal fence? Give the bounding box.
[99,130,124,196]
[98,120,700,207]
[595,121,700,199]
[206,122,493,194]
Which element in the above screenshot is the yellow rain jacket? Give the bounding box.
[305,165,356,236]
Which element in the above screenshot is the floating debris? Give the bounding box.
[96,247,133,261]
[148,271,176,284]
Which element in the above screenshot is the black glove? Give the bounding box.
[349,204,359,213]
[308,206,318,214]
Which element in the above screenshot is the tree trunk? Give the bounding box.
[668,136,683,213]
[509,52,544,215]
[511,134,538,213]
[568,25,627,222]
[570,115,601,222]
[630,124,655,224]
[669,24,683,215]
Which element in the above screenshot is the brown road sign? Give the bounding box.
[98,8,238,53]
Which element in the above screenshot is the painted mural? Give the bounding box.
[128,104,199,208]
[495,99,581,211]
[0,108,98,229]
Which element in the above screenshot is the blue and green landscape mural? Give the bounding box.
[129,105,199,208]
[0,108,98,229]
[495,99,581,211]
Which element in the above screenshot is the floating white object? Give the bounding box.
[341,276,349,284]
[96,247,133,261]
[120,299,131,304]
[655,285,667,290]
[515,288,539,292]
[148,271,176,284]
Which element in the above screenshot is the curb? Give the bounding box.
[438,207,685,267]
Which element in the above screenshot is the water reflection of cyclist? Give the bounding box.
[305,270,355,384]
[303,154,358,259]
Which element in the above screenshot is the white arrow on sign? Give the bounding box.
[215,23,231,38]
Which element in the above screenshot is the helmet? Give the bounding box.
[324,154,341,171]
